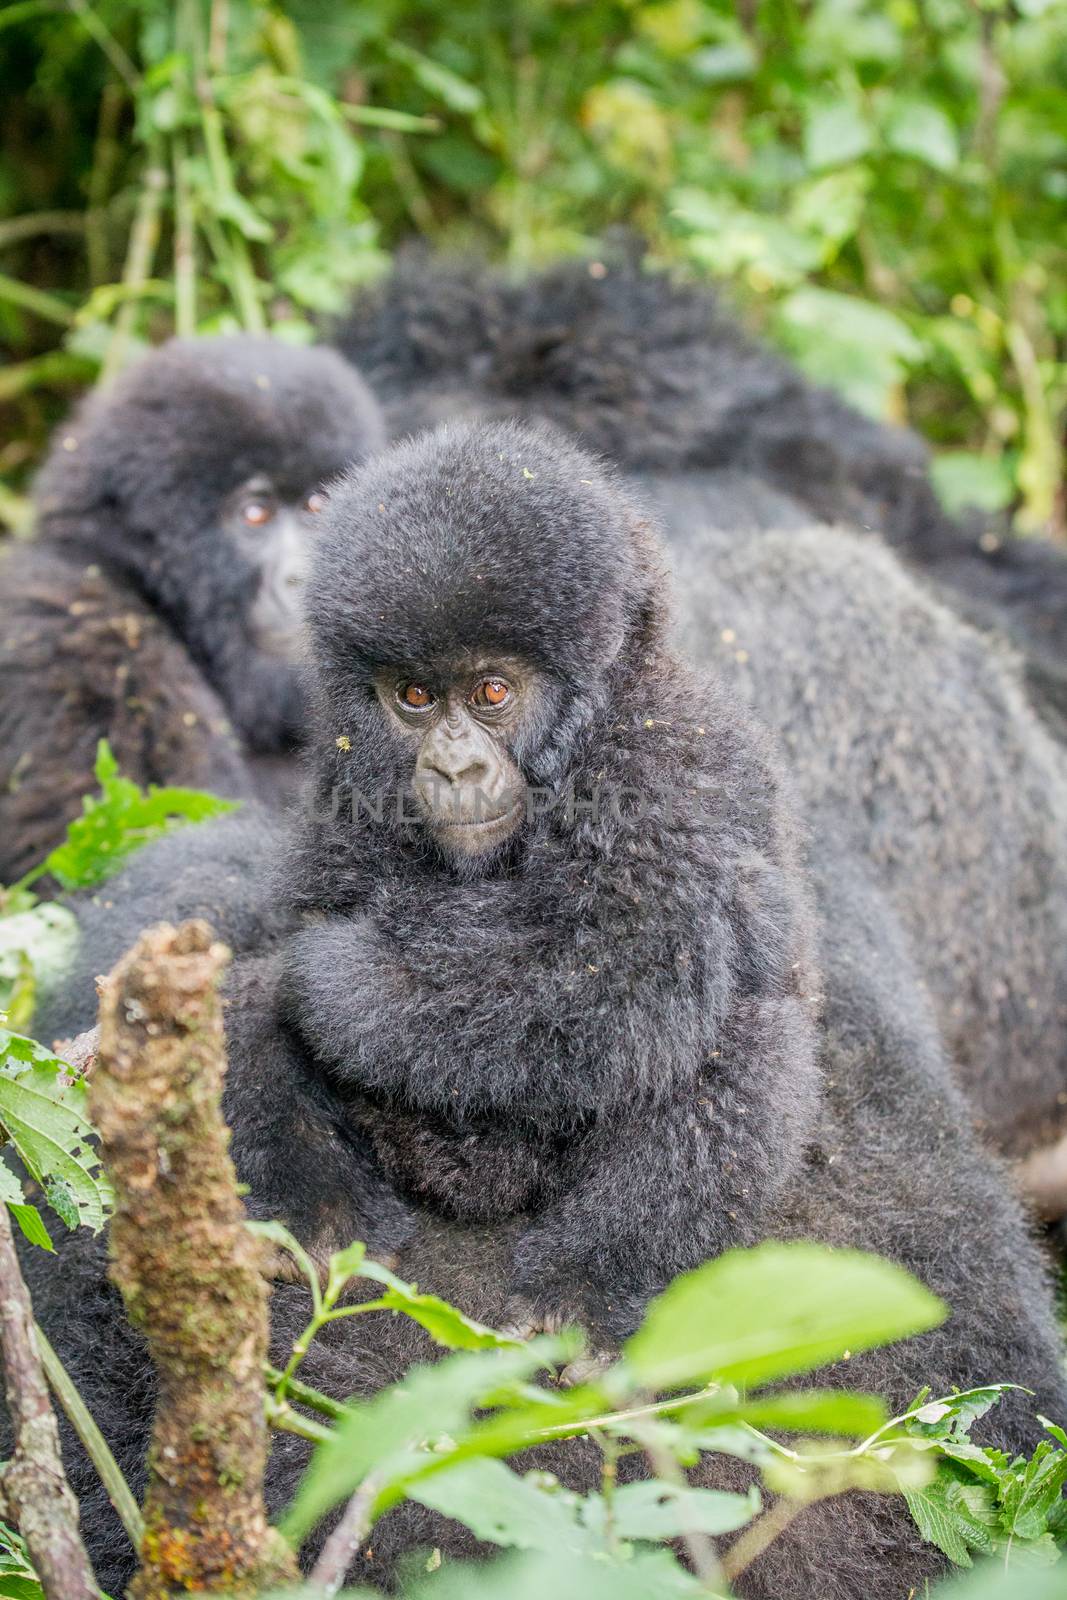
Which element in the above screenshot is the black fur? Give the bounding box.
[336,252,1067,735]
[21,422,1067,1599]
[0,336,385,883]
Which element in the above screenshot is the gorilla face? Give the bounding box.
[226,474,329,664]
[33,334,387,754]
[376,655,544,857]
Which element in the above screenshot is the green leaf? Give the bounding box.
[356,1255,524,1351]
[623,1242,944,1392]
[803,101,872,170]
[39,741,238,891]
[8,1203,53,1252]
[0,1031,112,1234]
[0,904,79,1032]
[602,1480,761,1541]
[387,42,484,114]
[905,1386,1015,1440]
[731,1388,887,1437]
[931,452,1015,515]
[1000,1440,1067,1541]
[404,1546,703,1600]
[776,288,923,417]
[885,100,958,172]
[407,1459,590,1551]
[282,1339,574,1543]
[0,1161,52,1251]
[903,1472,993,1566]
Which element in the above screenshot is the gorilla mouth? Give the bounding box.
[433,798,524,855]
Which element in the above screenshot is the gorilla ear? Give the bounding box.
[623,511,673,656]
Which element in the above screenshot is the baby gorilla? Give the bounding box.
[0,335,384,883]
[231,417,821,1340]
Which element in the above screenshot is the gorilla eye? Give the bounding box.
[470,678,511,709]
[241,498,275,528]
[305,491,327,514]
[399,682,435,711]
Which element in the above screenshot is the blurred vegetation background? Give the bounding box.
[0,0,1064,538]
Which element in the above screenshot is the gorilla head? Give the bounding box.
[33,335,386,753]
[297,418,669,876]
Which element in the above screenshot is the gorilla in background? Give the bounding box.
[0,335,385,885]
[335,252,1067,736]
[21,421,1067,1600]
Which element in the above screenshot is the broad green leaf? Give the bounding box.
[596,1480,761,1541]
[1000,1440,1067,1541]
[730,1388,887,1437]
[906,1386,1016,1440]
[407,1458,591,1552]
[40,741,238,891]
[405,1545,704,1600]
[0,1160,52,1250]
[885,100,958,172]
[803,101,872,170]
[623,1242,945,1392]
[282,1339,573,1543]
[356,1254,523,1351]
[0,1031,112,1233]
[903,1475,983,1566]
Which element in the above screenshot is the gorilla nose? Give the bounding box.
[425,749,491,788]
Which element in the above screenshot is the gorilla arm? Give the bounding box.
[283,829,819,1338]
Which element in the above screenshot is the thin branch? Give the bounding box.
[719,1493,807,1585]
[0,212,86,250]
[172,139,197,338]
[0,272,73,327]
[308,1472,383,1597]
[35,1322,143,1551]
[0,1204,97,1600]
[100,148,168,384]
[92,920,298,1598]
[631,1418,722,1591]
[66,0,140,92]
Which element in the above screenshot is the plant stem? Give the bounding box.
[719,1493,807,1584]
[86,80,124,286]
[308,1472,383,1596]
[632,1418,722,1591]
[0,273,73,326]
[263,1394,334,1445]
[66,0,140,92]
[262,1365,348,1420]
[36,1322,144,1551]
[172,139,197,338]
[0,1204,97,1600]
[0,212,85,250]
[101,146,168,384]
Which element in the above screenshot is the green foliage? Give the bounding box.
[0,903,78,1032]
[1,1,1065,532]
[251,1238,1064,1594]
[27,738,237,894]
[0,1522,46,1600]
[274,1240,943,1568]
[0,742,236,1250]
[0,1028,113,1248]
[901,1394,1067,1568]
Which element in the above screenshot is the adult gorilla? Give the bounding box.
[336,252,1067,736]
[22,421,1067,1599]
[0,335,384,884]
